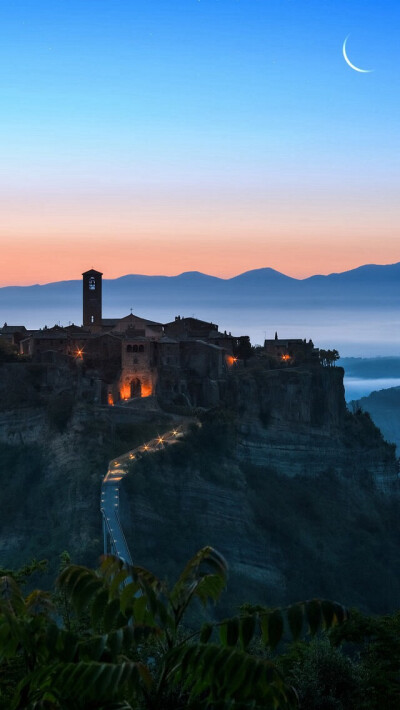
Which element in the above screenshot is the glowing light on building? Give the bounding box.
[108,393,114,406]
[281,354,291,361]
[120,383,131,400]
[141,383,153,397]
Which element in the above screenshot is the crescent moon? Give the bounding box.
[343,35,373,73]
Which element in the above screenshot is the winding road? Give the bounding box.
[100,423,189,564]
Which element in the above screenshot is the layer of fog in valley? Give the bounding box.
[3,302,400,356]
[343,377,400,401]
[340,356,400,402]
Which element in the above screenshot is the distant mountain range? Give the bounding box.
[1,261,399,311]
[0,262,399,344]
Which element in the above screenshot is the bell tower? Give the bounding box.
[82,269,103,327]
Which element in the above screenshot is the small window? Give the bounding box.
[91,315,94,324]
[89,277,96,290]
[138,344,144,352]
[132,344,138,353]
[127,345,132,352]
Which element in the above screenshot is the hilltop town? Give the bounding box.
[0,268,320,408]
[0,269,399,625]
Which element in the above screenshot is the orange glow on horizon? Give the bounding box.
[0,227,399,286]
[0,178,399,285]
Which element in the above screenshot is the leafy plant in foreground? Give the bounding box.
[0,548,348,709]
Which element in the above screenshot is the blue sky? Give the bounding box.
[0,0,399,283]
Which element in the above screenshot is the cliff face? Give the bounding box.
[0,363,171,582]
[0,359,399,615]
[122,404,400,616]
[0,404,105,570]
[121,365,399,615]
[224,365,398,488]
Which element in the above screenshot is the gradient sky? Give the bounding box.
[0,0,399,285]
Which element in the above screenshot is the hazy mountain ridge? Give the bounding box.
[1,264,399,356]
[1,262,399,310]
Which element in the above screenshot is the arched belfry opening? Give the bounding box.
[130,378,142,398]
[82,269,103,327]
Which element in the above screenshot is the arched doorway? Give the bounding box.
[130,378,142,398]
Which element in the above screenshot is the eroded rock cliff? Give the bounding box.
[0,359,398,614]
[224,364,398,488]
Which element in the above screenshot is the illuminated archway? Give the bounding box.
[130,378,142,398]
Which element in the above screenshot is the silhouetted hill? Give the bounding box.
[1,262,399,310]
[350,386,400,454]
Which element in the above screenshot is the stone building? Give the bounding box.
[263,332,318,365]
[0,323,27,347]
[19,268,243,407]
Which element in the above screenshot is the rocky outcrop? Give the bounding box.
[0,407,47,445]
[225,365,398,489]
[1,359,399,614]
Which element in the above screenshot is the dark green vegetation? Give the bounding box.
[351,387,400,455]
[1,551,400,709]
[278,608,400,710]
[342,407,397,457]
[0,547,348,709]
[318,349,340,367]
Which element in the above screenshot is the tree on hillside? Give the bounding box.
[319,349,340,367]
[234,335,253,361]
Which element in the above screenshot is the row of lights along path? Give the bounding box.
[100,423,190,564]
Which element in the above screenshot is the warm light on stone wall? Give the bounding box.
[120,383,131,400]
